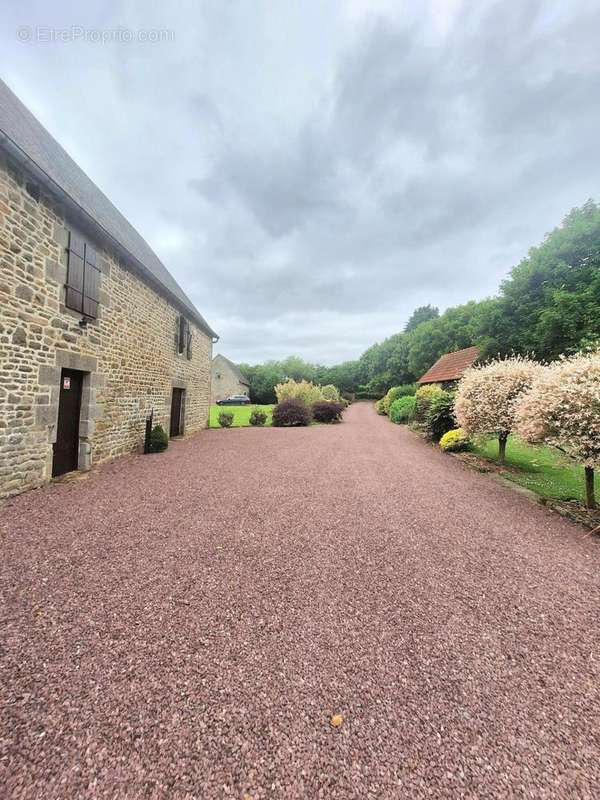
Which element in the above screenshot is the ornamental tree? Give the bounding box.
[454,356,541,464]
[515,351,600,509]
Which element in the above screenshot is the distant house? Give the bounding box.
[418,346,480,389]
[211,355,250,403]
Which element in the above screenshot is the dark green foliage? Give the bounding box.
[404,305,439,332]
[312,401,344,423]
[424,391,457,441]
[272,399,312,427]
[389,396,416,424]
[498,199,600,359]
[239,356,355,403]
[218,411,234,428]
[249,409,267,426]
[395,383,418,397]
[147,424,168,453]
[238,362,284,404]
[356,386,384,399]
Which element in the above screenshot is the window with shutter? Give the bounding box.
[65,232,101,319]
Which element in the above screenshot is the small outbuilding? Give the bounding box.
[418,346,480,389]
[211,355,250,403]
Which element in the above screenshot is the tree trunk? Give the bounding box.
[498,433,508,465]
[585,466,596,510]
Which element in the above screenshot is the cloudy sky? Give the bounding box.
[1,1,599,364]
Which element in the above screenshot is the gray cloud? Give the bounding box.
[1,0,600,363]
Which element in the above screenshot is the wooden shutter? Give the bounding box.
[66,233,101,318]
[178,315,186,353]
[186,324,192,360]
[65,232,85,313]
[83,244,100,319]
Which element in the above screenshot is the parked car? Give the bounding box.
[216,395,251,405]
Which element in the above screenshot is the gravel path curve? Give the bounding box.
[1,402,600,798]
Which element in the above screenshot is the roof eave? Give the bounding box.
[0,131,219,340]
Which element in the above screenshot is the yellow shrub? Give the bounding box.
[375,398,387,415]
[439,428,471,452]
[275,378,325,406]
[321,384,341,402]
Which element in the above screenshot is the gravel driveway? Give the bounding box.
[1,402,599,798]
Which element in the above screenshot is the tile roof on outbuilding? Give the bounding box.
[0,78,217,339]
[418,346,481,384]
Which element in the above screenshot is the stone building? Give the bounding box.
[210,354,250,403]
[0,79,218,499]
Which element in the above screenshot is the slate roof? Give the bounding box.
[213,354,250,386]
[0,78,217,338]
[418,346,480,384]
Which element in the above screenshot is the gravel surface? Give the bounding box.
[1,402,600,798]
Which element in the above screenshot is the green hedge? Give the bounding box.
[389,395,416,424]
[383,383,418,414]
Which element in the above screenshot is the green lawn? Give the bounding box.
[209,404,275,428]
[471,435,585,502]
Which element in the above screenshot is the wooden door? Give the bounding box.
[52,369,83,477]
[170,388,185,437]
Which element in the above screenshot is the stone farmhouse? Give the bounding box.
[210,354,250,403]
[0,79,218,499]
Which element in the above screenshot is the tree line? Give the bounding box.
[239,200,600,403]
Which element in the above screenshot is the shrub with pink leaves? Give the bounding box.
[454,355,541,464]
[515,350,600,508]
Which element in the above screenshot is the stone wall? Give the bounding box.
[0,153,213,499]
[210,355,249,403]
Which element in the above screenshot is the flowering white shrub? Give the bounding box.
[515,350,600,508]
[454,355,542,463]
